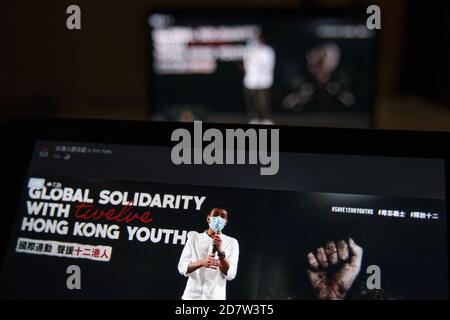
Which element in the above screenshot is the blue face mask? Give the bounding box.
[209,216,226,233]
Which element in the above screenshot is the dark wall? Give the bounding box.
[2,0,448,131]
[401,0,450,107]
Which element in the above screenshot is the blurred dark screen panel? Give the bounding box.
[401,0,450,107]
[148,10,377,128]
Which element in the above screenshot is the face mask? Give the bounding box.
[209,216,226,233]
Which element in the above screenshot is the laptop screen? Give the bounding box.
[0,140,447,299]
[148,11,376,128]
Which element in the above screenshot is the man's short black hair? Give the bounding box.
[208,208,228,216]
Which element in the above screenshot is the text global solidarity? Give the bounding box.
[28,187,206,210]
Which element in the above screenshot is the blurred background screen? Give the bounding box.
[1,0,449,131]
[148,11,376,128]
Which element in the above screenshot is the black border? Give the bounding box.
[0,117,449,301]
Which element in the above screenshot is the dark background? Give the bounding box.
[1,0,449,131]
[259,193,448,300]
[0,178,266,299]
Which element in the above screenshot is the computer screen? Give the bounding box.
[148,11,377,128]
[0,140,447,299]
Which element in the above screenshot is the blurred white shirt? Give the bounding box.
[178,231,239,300]
[243,43,276,90]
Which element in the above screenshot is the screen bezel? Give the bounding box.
[1,117,448,297]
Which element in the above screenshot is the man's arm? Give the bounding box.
[187,254,219,274]
[178,236,193,276]
[179,234,221,276]
[187,259,205,274]
[218,255,230,275]
[213,234,230,275]
[214,235,239,280]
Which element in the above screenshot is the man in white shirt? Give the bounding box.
[178,208,239,300]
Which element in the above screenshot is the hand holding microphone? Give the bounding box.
[212,233,222,253]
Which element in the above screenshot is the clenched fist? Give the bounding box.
[306,238,363,300]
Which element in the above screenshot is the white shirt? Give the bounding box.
[243,43,276,90]
[178,231,239,300]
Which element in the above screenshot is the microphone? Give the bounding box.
[212,230,221,254]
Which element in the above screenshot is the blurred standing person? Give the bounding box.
[243,34,276,125]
